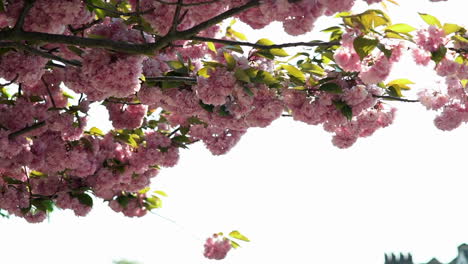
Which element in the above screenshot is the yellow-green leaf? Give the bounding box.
[234,69,250,83]
[385,23,416,33]
[229,230,250,242]
[230,240,240,249]
[387,79,415,86]
[282,65,306,83]
[207,42,216,53]
[443,23,461,35]
[154,190,168,197]
[223,52,236,70]
[89,127,105,137]
[418,13,442,28]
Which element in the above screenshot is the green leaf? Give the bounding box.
[282,65,306,83]
[377,44,393,59]
[418,13,442,28]
[0,0,5,12]
[333,100,353,121]
[3,177,23,185]
[321,26,342,33]
[199,101,215,112]
[138,187,150,194]
[229,230,250,242]
[154,190,168,197]
[75,193,93,207]
[30,170,47,178]
[218,105,230,117]
[388,85,403,97]
[207,42,217,53]
[31,198,54,213]
[224,52,236,71]
[256,38,289,57]
[230,240,241,249]
[234,69,251,83]
[442,23,461,35]
[88,127,105,137]
[431,46,447,64]
[385,23,416,33]
[67,46,84,57]
[172,135,191,144]
[224,45,244,54]
[117,195,130,208]
[386,79,414,87]
[353,36,379,60]
[319,83,343,94]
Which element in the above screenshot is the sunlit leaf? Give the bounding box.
[229,230,250,242]
[418,13,442,28]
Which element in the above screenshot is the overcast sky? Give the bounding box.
[1,1,468,264]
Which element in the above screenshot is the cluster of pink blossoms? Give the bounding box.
[412,26,468,131]
[203,234,232,260]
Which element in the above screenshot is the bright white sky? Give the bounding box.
[1,1,468,264]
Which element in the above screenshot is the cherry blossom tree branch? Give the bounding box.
[176,0,260,38]
[170,0,184,33]
[13,0,35,32]
[8,121,46,140]
[146,76,198,84]
[155,0,221,6]
[0,0,260,56]
[191,36,340,49]
[0,42,82,67]
[373,95,419,102]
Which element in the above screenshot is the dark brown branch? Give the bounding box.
[170,0,184,34]
[155,0,221,6]
[13,0,35,31]
[177,0,260,39]
[104,99,142,105]
[0,1,260,56]
[8,121,46,140]
[68,19,103,35]
[191,36,340,49]
[41,77,56,108]
[0,42,82,67]
[146,76,197,84]
[0,74,19,86]
[373,95,419,102]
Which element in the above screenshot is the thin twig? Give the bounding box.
[155,0,220,6]
[170,0,184,33]
[0,74,19,86]
[41,77,56,108]
[13,0,35,32]
[191,36,340,49]
[146,76,197,84]
[373,95,419,102]
[104,99,142,105]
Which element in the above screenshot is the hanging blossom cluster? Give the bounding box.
[411,26,468,131]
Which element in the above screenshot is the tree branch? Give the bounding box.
[0,0,261,55]
[191,36,340,49]
[170,0,184,33]
[13,0,35,32]
[0,41,82,67]
[155,0,221,6]
[8,121,46,140]
[146,76,197,84]
[373,95,419,102]
[177,0,260,39]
